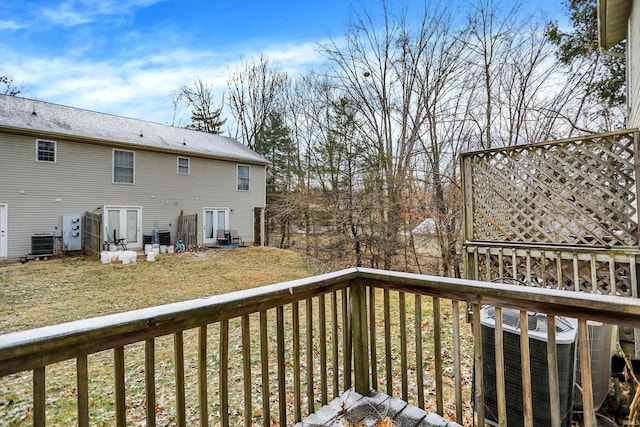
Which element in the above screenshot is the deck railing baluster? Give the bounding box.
[519,310,533,427]
[241,315,251,427]
[415,294,424,409]
[145,339,156,427]
[399,291,408,401]
[573,254,580,291]
[471,303,485,426]
[630,255,640,358]
[433,297,443,415]
[34,366,45,427]
[555,251,563,289]
[76,355,89,427]
[590,253,598,293]
[114,346,126,427]
[198,325,208,426]
[452,300,462,423]
[342,288,352,391]
[330,292,339,399]
[578,319,595,427]
[219,321,229,427]
[173,332,186,427]
[609,254,617,295]
[259,311,271,427]
[369,288,378,392]
[305,298,314,416]
[319,294,328,405]
[494,307,506,427]
[526,249,532,285]
[277,306,286,424]
[383,289,392,395]
[546,315,561,427]
[292,301,302,422]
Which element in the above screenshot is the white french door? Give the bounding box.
[104,206,142,249]
[0,204,7,258]
[203,208,229,246]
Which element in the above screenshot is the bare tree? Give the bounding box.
[1,76,20,96]
[320,1,453,269]
[227,56,289,151]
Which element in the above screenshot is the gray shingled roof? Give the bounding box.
[0,95,269,165]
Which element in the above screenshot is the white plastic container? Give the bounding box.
[109,244,117,252]
[100,251,111,264]
[144,244,152,254]
[167,245,175,254]
[146,252,156,262]
[152,243,160,255]
[160,245,167,254]
[130,251,137,263]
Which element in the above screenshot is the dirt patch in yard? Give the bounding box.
[0,246,324,334]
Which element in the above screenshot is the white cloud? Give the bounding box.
[5,37,331,126]
[0,20,26,31]
[38,0,168,27]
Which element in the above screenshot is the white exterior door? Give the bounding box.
[203,208,229,246]
[104,206,142,249]
[0,204,6,258]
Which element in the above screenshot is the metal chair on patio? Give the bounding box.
[229,229,242,246]
[216,229,229,245]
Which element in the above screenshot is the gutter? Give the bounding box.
[599,46,626,59]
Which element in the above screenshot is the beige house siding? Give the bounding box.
[0,132,266,259]
[629,0,640,128]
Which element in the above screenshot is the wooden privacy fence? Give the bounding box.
[177,212,197,249]
[83,211,102,258]
[2,268,640,426]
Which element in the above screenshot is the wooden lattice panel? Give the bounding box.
[464,131,639,246]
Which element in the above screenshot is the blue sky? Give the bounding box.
[1,0,567,127]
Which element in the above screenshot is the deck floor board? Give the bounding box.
[295,390,463,427]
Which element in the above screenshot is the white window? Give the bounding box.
[177,157,190,175]
[36,139,56,163]
[237,165,250,191]
[113,149,134,184]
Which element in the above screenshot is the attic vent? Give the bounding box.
[32,105,37,116]
[139,130,144,137]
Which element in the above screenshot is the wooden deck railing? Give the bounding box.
[463,241,640,357]
[2,268,640,426]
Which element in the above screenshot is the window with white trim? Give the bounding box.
[36,139,56,163]
[237,165,250,191]
[177,157,190,175]
[113,149,134,184]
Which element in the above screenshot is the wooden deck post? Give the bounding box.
[351,277,370,394]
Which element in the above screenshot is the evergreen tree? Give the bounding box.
[260,112,297,247]
[546,0,626,109]
[175,78,226,134]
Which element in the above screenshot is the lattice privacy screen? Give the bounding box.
[462,131,640,247]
